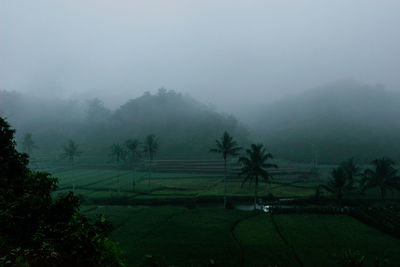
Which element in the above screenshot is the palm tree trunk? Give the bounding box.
[132,165,136,192]
[117,166,120,193]
[224,158,227,209]
[254,175,258,210]
[148,159,151,186]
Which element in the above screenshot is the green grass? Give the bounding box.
[82,206,400,266]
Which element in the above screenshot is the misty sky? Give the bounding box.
[1,0,400,112]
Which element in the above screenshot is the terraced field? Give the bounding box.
[48,166,321,204]
[45,161,400,204]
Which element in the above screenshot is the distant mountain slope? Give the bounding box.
[0,89,249,158]
[252,80,400,163]
[102,89,249,157]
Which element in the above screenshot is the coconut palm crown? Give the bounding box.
[238,144,277,209]
[361,157,400,200]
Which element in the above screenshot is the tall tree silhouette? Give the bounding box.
[238,144,277,209]
[61,140,82,191]
[320,166,350,206]
[61,140,82,162]
[110,143,127,164]
[361,157,400,200]
[110,143,127,192]
[340,158,361,190]
[143,134,158,185]
[210,131,241,208]
[125,139,141,191]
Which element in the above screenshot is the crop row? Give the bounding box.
[350,207,400,238]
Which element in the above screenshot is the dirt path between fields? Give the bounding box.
[229,213,264,267]
[270,215,304,267]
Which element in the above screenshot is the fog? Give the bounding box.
[2,0,400,163]
[3,3,400,264]
[1,0,400,113]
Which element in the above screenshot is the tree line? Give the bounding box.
[320,158,400,206]
[210,132,400,209]
[22,130,400,209]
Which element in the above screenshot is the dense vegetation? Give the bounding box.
[0,88,249,159]
[0,117,124,266]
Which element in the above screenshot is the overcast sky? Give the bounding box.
[1,0,400,111]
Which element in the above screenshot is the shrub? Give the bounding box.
[0,117,125,267]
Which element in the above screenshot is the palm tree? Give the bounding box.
[125,139,141,191]
[110,143,127,164]
[361,157,400,200]
[110,143,127,192]
[61,140,82,191]
[22,133,36,156]
[238,144,277,209]
[210,131,242,208]
[320,166,349,206]
[340,158,361,190]
[143,134,158,185]
[61,140,82,162]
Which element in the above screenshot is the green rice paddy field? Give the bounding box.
[47,167,322,205]
[46,166,399,204]
[82,206,400,266]
[40,166,400,266]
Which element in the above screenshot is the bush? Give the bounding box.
[0,117,125,267]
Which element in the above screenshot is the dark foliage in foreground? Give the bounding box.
[0,117,124,267]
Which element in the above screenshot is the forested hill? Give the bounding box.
[0,89,249,158]
[88,89,249,157]
[251,80,400,163]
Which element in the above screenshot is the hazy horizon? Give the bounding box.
[2,1,400,113]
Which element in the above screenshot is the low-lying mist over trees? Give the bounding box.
[1,80,399,163]
[0,88,249,159]
[250,80,400,163]
[3,1,400,266]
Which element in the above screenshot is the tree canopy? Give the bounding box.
[0,117,124,266]
[239,144,278,208]
[361,158,400,200]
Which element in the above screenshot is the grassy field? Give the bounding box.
[82,206,400,266]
